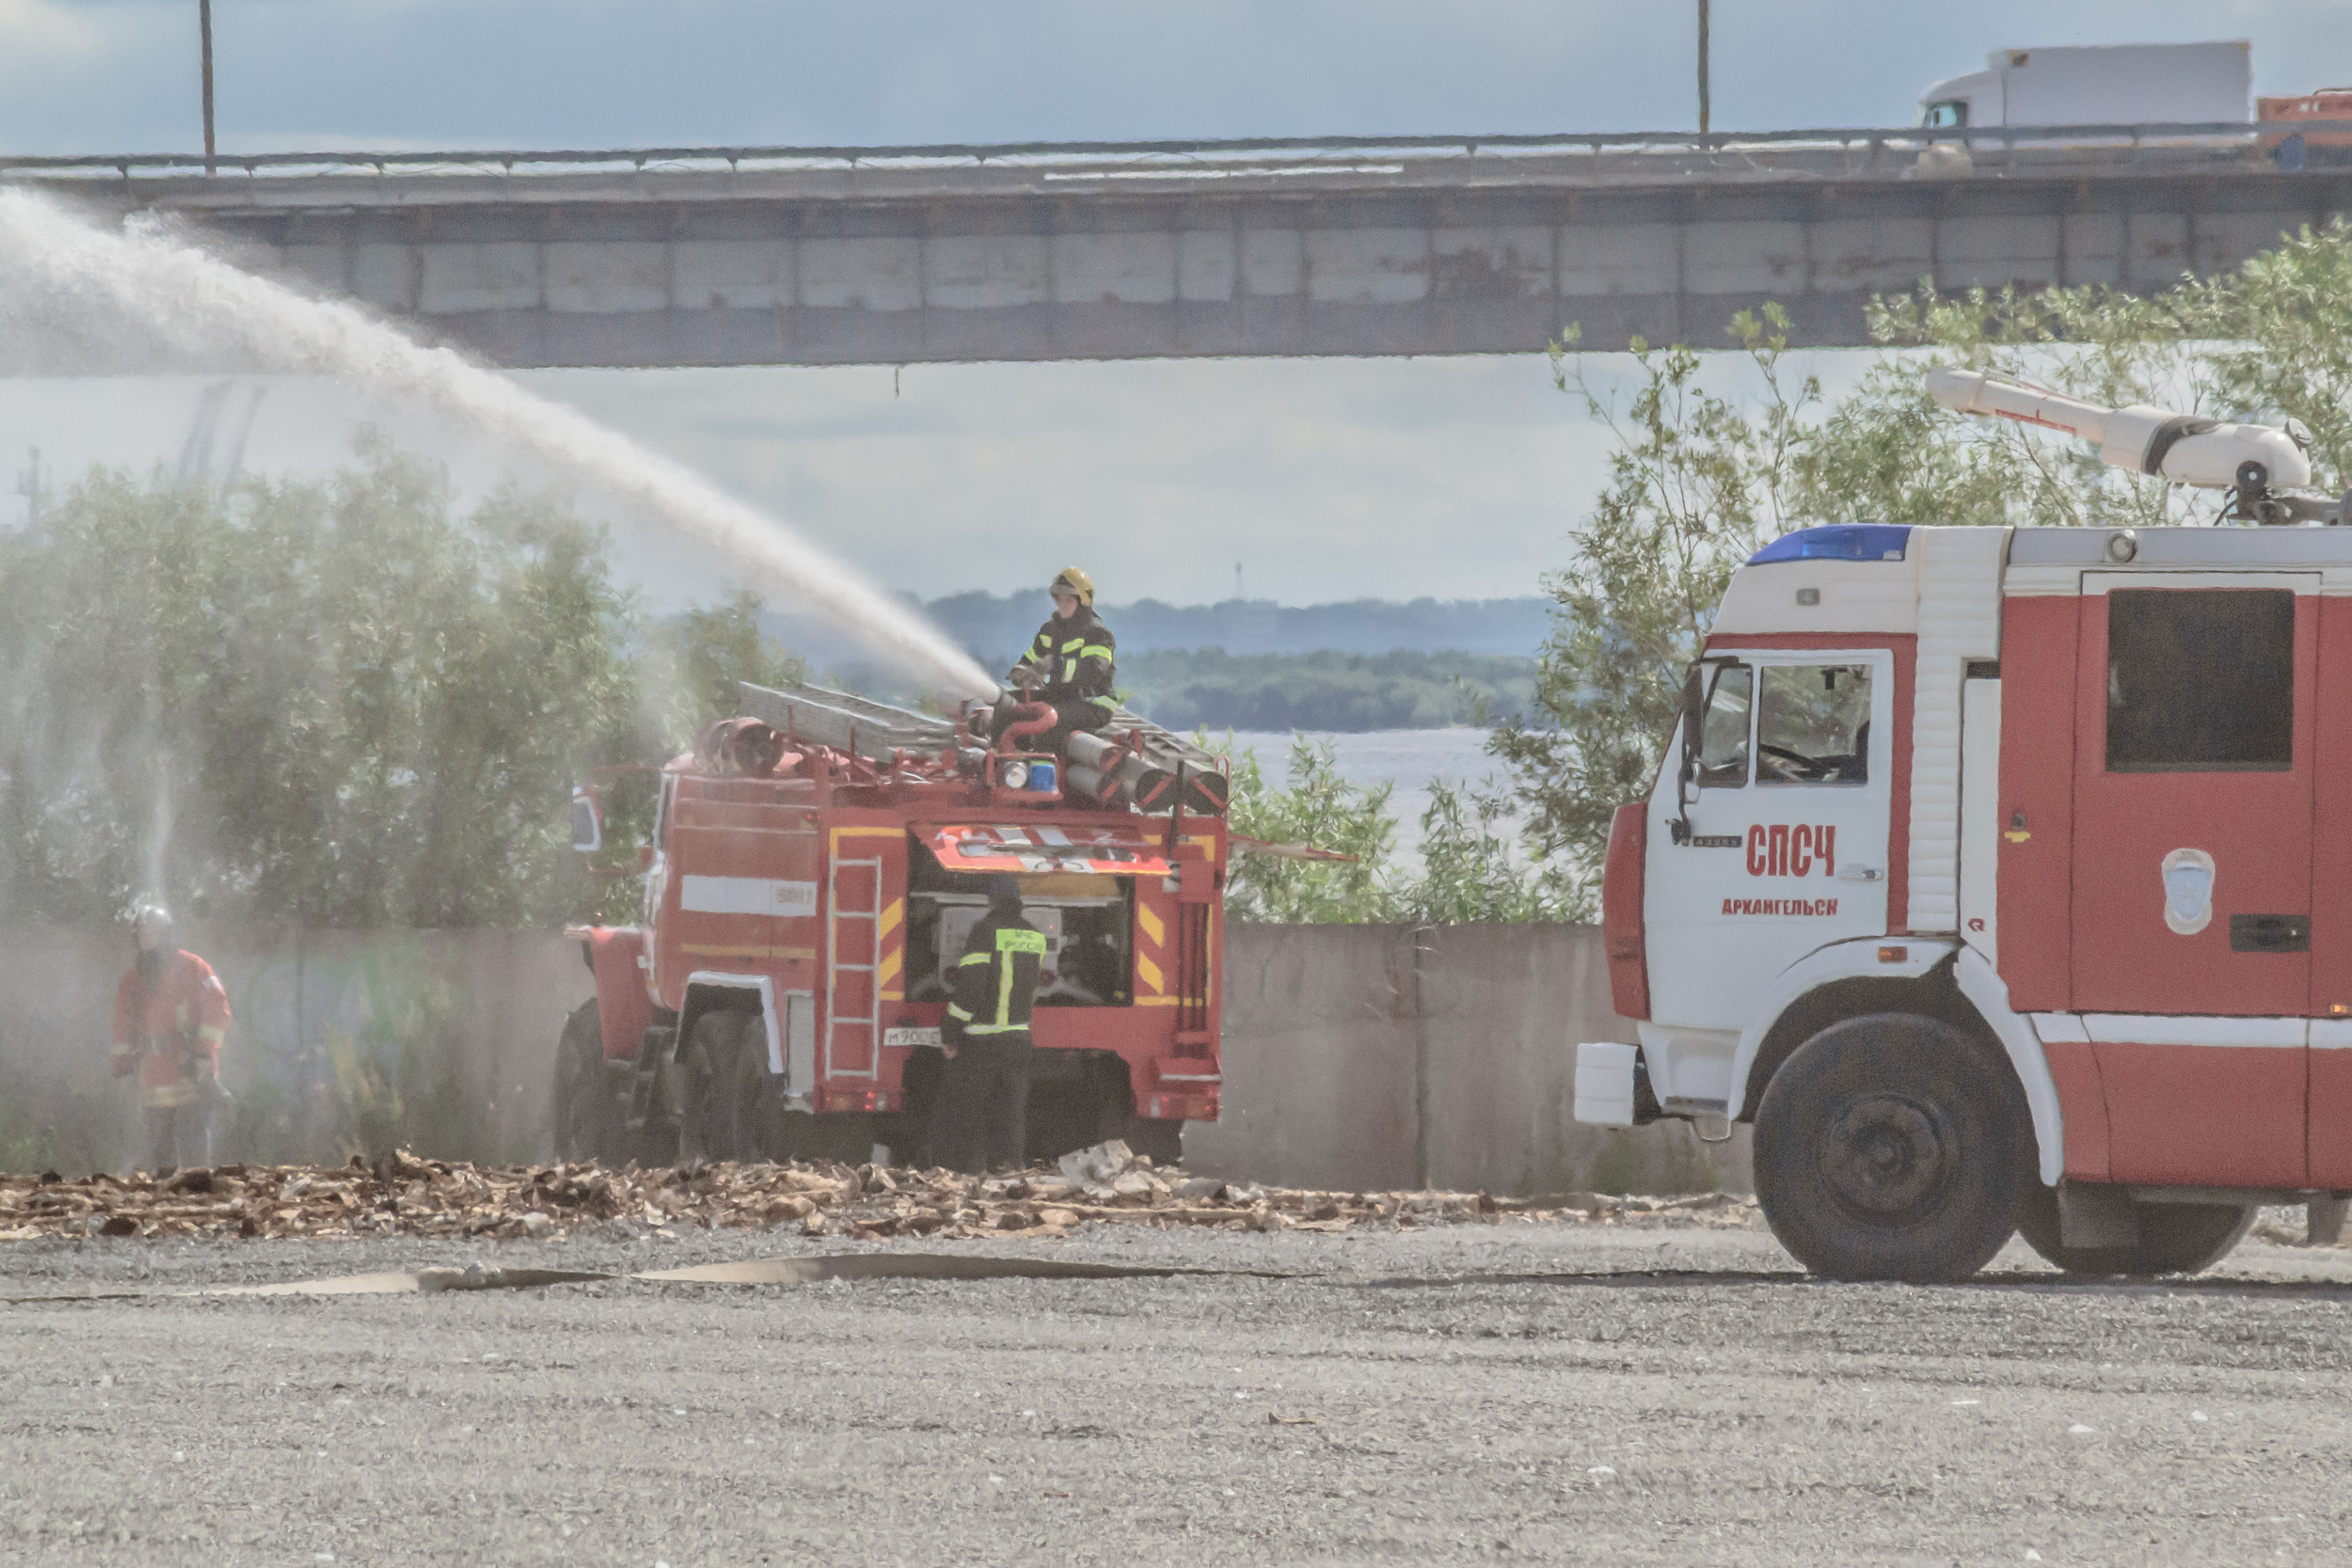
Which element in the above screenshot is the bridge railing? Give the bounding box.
[4,121,2345,182]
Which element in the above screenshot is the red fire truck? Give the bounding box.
[1576,370,2352,1280]
[554,682,1230,1169]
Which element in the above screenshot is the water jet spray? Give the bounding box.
[0,189,997,702]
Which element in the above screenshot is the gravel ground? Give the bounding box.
[5,1215,2352,1567]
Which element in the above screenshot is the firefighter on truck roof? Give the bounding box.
[931,873,1045,1173]
[996,566,1117,755]
[112,901,231,1172]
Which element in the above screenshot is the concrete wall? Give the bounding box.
[1186,924,1750,1196]
[0,922,1744,1194]
[0,925,593,1174]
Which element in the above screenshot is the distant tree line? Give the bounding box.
[767,591,1553,674]
[1117,648,1533,733]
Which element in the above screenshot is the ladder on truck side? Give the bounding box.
[826,852,883,1084]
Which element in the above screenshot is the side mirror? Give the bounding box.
[1680,665,1705,770]
[569,786,603,854]
[1670,664,1705,845]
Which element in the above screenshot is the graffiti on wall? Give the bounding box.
[227,937,480,1165]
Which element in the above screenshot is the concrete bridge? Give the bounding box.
[12,127,2352,368]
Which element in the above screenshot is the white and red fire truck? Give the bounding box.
[1577,370,2352,1280]
[555,682,1230,1169]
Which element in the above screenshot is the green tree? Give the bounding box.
[0,444,779,929]
[1804,230,2352,531]
[1391,782,1570,926]
[1213,734,1399,923]
[642,593,810,753]
[1495,218,2352,912]
[1486,308,1817,918]
[1207,733,1568,925]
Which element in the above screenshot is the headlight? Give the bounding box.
[1000,759,1029,790]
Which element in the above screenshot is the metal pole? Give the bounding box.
[199,0,216,173]
[1697,0,1711,139]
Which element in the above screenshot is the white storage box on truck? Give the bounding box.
[1576,370,2352,1282]
[1918,41,2251,131]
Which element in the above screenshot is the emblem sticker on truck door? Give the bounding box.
[2160,847,2215,935]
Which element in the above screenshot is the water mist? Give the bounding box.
[0,188,997,701]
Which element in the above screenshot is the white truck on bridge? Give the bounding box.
[1576,371,2350,1282]
[1917,41,2252,130]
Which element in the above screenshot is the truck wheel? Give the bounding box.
[2016,1186,2256,1276]
[677,1013,739,1165]
[2137,1203,2257,1273]
[725,1020,780,1164]
[1753,1012,2031,1283]
[554,1000,624,1165]
[1082,1058,1181,1166]
[1124,1117,1183,1167]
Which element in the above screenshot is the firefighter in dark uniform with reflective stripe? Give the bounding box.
[996,566,1117,754]
[931,873,1045,1173]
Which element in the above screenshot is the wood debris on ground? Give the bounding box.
[0,1138,1762,1243]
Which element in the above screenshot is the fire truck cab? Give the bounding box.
[557,682,1227,1170]
[1578,518,2352,1280]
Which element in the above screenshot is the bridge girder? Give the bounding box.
[14,141,2352,369]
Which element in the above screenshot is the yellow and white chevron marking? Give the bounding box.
[1134,899,1172,1004]
[878,895,906,1001]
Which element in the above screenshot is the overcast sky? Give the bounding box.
[3,1,2347,609]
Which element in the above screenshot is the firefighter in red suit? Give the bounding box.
[113,902,231,1171]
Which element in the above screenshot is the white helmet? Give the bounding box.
[131,899,174,950]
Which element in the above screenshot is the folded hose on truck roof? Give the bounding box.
[1063,730,1169,809]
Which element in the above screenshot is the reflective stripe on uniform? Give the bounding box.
[992,926,1048,1028]
[946,1002,973,1022]
[1080,644,1112,659]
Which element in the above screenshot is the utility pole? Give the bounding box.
[199,0,217,173]
[1696,0,1711,139]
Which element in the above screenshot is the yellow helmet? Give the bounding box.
[1050,566,1095,608]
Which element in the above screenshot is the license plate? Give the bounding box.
[883,1025,942,1049]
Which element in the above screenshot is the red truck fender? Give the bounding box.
[577,926,655,1062]
[1599,801,1650,1020]
[1724,938,2066,1188]
[1951,948,2066,1187]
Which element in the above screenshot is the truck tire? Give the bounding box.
[1753,1011,2032,1283]
[553,1000,625,1165]
[725,1020,781,1164]
[1123,1117,1184,1167]
[1023,1057,1176,1166]
[1080,1057,1182,1167]
[2015,1186,2256,1276]
[676,1012,738,1166]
